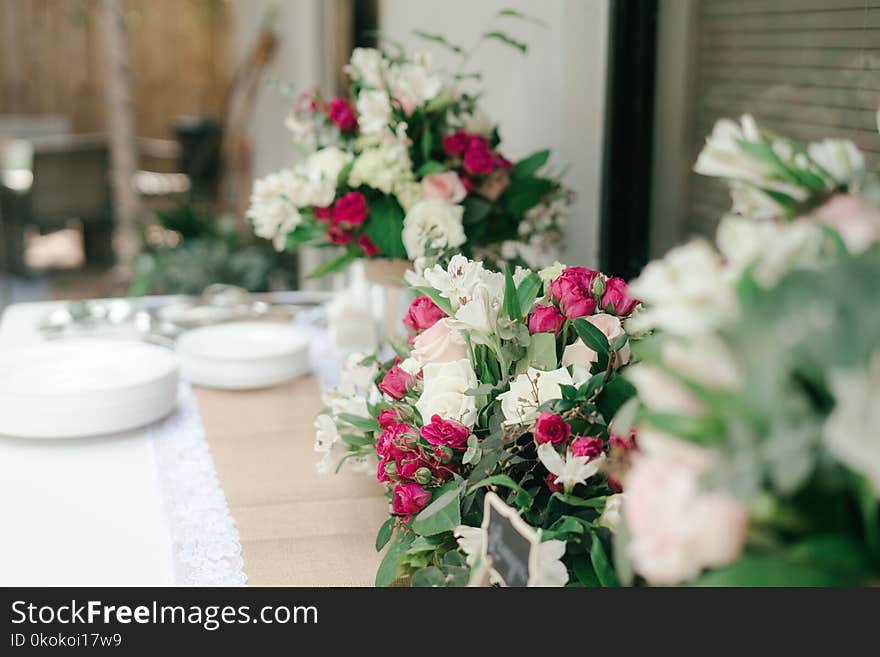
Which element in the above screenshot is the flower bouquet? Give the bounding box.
[247,17,571,279]
[315,256,642,586]
[614,116,880,585]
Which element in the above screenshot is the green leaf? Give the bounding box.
[340,433,372,449]
[596,376,637,421]
[590,533,619,587]
[375,531,413,587]
[411,481,464,536]
[421,128,434,163]
[337,413,380,432]
[461,195,493,226]
[502,264,522,320]
[410,285,453,315]
[337,159,354,188]
[516,273,543,314]
[411,565,447,587]
[416,160,447,176]
[504,177,553,215]
[512,149,550,179]
[573,317,610,356]
[515,331,557,374]
[462,434,482,465]
[412,30,464,54]
[375,518,395,552]
[571,552,600,587]
[497,8,548,26]
[307,250,357,278]
[483,30,528,53]
[692,555,858,586]
[284,221,324,249]
[468,474,530,509]
[552,493,607,509]
[364,196,407,258]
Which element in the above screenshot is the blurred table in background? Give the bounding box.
[195,373,387,586]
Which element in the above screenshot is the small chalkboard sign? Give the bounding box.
[478,492,540,587]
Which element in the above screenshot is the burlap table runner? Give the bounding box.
[194,376,388,586]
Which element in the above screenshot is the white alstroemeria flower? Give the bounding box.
[729,182,787,220]
[313,414,339,453]
[284,110,317,150]
[345,47,386,88]
[316,437,347,475]
[356,89,392,135]
[531,539,569,587]
[387,55,443,112]
[450,282,503,344]
[626,239,738,337]
[600,494,624,533]
[694,115,808,201]
[807,138,865,186]
[823,351,880,494]
[497,367,574,426]
[421,255,486,311]
[537,443,605,493]
[322,388,370,419]
[338,352,378,392]
[453,525,483,567]
[402,199,466,260]
[300,147,353,207]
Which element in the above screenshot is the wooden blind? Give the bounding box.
[686,0,880,235]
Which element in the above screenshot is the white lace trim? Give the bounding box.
[149,383,247,586]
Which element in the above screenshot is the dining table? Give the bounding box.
[0,296,389,586]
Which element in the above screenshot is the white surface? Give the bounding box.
[0,300,242,585]
[380,0,609,268]
[0,339,179,439]
[176,322,312,389]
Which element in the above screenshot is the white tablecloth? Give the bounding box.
[0,301,244,586]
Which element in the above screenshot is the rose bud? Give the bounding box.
[413,467,433,485]
[528,305,565,334]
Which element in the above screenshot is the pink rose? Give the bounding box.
[463,137,495,176]
[403,295,446,332]
[442,130,470,157]
[421,171,467,204]
[534,412,571,445]
[458,173,475,194]
[377,409,400,429]
[392,482,431,516]
[571,436,604,460]
[601,277,639,316]
[378,362,413,400]
[528,305,565,334]
[327,96,357,132]
[550,267,600,319]
[358,233,380,256]
[495,153,513,170]
[411,319,468,365]
[333,192,369,228]
[421,414,470,451]
[812,193,880,255]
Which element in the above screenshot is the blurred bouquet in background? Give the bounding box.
[315,255,643,586]
[248,11,571,278]
[616,115,880,586]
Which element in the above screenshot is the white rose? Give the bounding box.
[387,53,442,112]
[356,89,392,135]
[402,199,466,260]
[823,351,880,494]
[624,430,748,585]
[346,47,386,88]
[285,110,317,150]
[411,318,469,367]
[247,171,302,250]
[497,367,574,426]
[562,313,630,385]
[416,358,478,427]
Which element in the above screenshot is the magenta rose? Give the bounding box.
[463,137,495,176]
[377,408,400,429]
[327,96,357,132]
[550,266,600,319]
[326,222,353,245]
[392,482,431,516]
[528,305,565,334]
[442,130,470,157]
[358,233,380,257]
[421,414,470,451]
[333,192,369,228]
[601,277,639,316]
[403,296,446,332]
[378,363,413,400]
[571,436,604,460]
[314,205,333,223]
[534,412,571,445]
[546,472,563,493]
[376,421,413,460]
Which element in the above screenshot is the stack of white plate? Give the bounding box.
[176,322,311,390]
[0,339,179,439]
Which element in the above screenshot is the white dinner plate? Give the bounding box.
[0,338,179,439]
[176,322,311,390]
